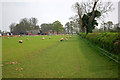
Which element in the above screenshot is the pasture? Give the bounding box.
[2,35,118,78]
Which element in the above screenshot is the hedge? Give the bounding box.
[79,32,120,54]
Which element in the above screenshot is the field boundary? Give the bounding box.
[79,36,120,64]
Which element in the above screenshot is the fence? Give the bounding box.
[80,36,120,64]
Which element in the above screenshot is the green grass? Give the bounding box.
[2,35,118,78]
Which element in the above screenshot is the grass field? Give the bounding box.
[2,35,118,78]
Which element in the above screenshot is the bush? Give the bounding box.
[80,32,120,54]
[78,33,87,38]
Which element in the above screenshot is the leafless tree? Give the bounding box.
[71,0,114,33]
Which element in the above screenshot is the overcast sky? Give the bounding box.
[0,0,119,31]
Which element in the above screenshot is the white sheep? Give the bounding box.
[26,38,29,40]
[19,40,23,43]
[60,38,64,41]
[42,37,45,40]
[49,37,51,39]
[65,38,68,40]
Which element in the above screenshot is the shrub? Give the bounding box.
[80,32,120,54]
[78,33,87,38]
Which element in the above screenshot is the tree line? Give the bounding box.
[9,17,39,35]
[40,21,64,34]
[99,21,120,32]
[7,0,119,35]
[9,18,65,35]
[9,18,77,35]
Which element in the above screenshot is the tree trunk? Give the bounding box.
[88,1,98,22]
[81,27,86,33]
[77,6,86,33]
[86,1,98,34]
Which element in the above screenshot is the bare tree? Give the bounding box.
[30,17,38,27]
[71,0,114,33]
[9,23,16,33]
[65,22,70,34]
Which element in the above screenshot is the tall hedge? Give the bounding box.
[79,32,120,54]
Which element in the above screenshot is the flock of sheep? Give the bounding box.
[18,35,72,43]
[60,36,71,41]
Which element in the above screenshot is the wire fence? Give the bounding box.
[80,36,120,64]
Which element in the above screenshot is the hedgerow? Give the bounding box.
[79,32,120,54]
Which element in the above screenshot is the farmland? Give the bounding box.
[2,35,118,78]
